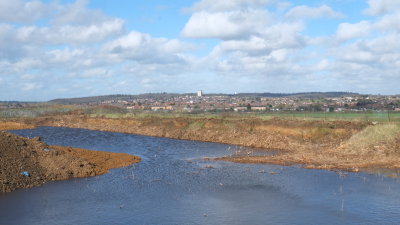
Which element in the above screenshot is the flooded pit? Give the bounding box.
[1,127,400,225]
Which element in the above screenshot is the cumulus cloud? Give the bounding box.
[0,20,124,61]
[0,0,52,23]
[185,0,273,12]
[103,31,194,64]
[46,19,124,44]
[336,21,371,41]
[285,5,343,20]
[51,0,115,26]
[364,0,400,16]
[374,13,400,32]
[182,10,271,39]
[0,0,200,100]
[1,0,400,100]
[182,0,307,79]
[213,22,305,55]
[21,82,43,91]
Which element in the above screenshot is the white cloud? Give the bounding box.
[2,0,400,100]
[181,9,271,39]
[285,5,343,20]
[0,0,51,23]
[326,32,400,84]
[364,0,400,16]
[373,13,400,32]
[0,19,124,61]
[214,22,304,54]
[185,0,273,12]
[45,48,85,66]
[45,19,125,44]
[103,31,194,64]
[366,34,400,54]
[336,21,371,41]
[80,68,112,78]
[20,74,36,80]
[51,0,115,26]
[21,82,43,91]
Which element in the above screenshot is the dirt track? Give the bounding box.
[0,131,140,193]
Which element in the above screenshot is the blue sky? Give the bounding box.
[0,0,399,101]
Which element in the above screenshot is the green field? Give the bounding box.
[253,111,400,122]
[1,104,400,122]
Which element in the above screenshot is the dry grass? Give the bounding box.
[0,121,35,130]
[343,123,400,155]
[6,114,400,171]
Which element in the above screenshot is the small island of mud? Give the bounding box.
[0,131,140,193]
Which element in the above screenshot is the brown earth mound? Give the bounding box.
[0,131,140,193]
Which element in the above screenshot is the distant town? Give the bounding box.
[1,92,400,113]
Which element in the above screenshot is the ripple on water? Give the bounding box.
[1,127,399,225]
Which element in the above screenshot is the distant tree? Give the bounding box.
[312,105,322,111]
[246,103,251,110]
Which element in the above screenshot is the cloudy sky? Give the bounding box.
[0,0,399,101]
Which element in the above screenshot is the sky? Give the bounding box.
[0,0,399,101]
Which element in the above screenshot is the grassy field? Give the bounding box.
[1,104,400,122]
[89,110,400,122]
[0,104,74,118]
[254,111,400,122]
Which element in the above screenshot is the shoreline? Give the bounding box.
[2,115,400,172]
[0,128,140,193]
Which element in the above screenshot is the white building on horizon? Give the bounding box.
[197,90,203,97]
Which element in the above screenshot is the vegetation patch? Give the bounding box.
[342,123,400,155]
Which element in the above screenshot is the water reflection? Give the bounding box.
[0,127,399,225]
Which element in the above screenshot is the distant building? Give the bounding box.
[197,90,203,97]
[151,106,174,111]
[251,106,267,111]
[234,107,247,111]
[126,105,144,110]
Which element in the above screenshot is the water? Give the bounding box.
[1,127,400,225]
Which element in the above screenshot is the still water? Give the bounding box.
[1,127,400,225]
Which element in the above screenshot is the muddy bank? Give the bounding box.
[0,131,140,193]
[3,115,400,171]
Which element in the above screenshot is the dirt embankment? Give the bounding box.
[0,121,35,131]
[4,115,400,171]
[24,115,365,150]
[0,131,140,193]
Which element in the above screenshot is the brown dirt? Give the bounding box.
[0,121,35,131]
[21,115,364,150]
[3,115,399,172]
[0,131,140,193]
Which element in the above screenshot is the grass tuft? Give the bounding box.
[344,123,400,154]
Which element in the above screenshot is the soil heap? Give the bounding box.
[0,131,140,193]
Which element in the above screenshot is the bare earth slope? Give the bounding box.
[3,115,399,172]
[0,131,140,193]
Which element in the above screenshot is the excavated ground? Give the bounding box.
[2,115,400,172]
[0,131,140,193]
